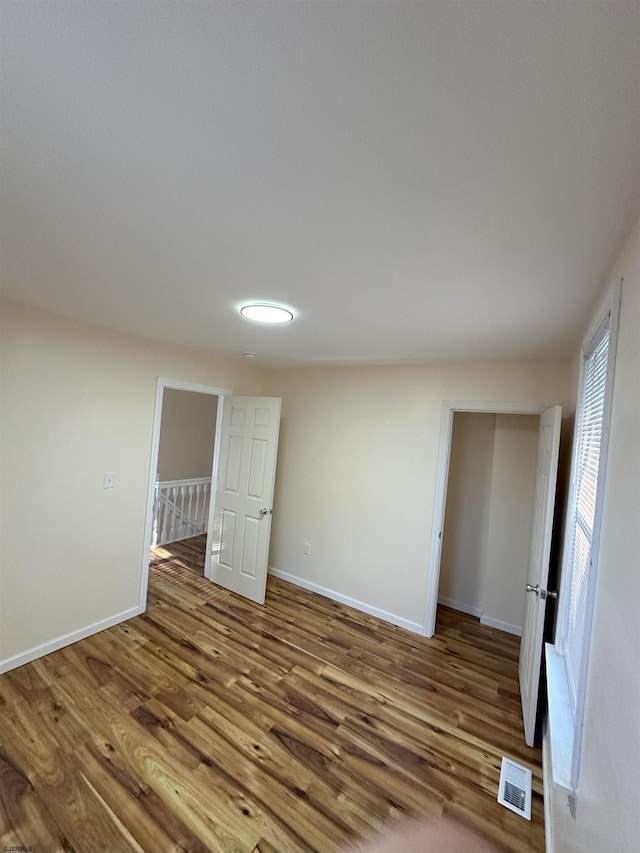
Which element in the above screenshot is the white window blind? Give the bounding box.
[547,281,620,796]
[562,314,610,713]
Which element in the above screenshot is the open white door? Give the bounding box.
[210,396,281,604]
[519,404,562,746]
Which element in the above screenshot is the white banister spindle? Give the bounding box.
[170,488,177,539]
[202,482,209,528]
[151,477,212,547]
[187,485,194,535]
[195,484,200,533]
[160,491,170,543]
[173,487,180,539]
[179,485,187,537]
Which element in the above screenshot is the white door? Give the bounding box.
[519,404,562,746]
[210,396,281,604]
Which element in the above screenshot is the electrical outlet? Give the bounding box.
[103,472,116,489]
[304,542,311,556]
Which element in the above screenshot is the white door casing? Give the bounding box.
[519,404,562,747]
[210,396,281,604]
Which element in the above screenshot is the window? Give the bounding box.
[546,282,621,798]
[561,316,611,712]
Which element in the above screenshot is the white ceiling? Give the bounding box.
[1,1,638,366]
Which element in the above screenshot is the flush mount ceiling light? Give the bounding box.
[240,303,294,324]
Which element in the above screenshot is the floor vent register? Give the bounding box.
[497,756,532,820]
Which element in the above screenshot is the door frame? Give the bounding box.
[138,377,231,611]
[422,400,550,638]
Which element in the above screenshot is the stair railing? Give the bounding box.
[152,477,211,547]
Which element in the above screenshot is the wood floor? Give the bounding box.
[0,543,544,852]
[150,534,207,577]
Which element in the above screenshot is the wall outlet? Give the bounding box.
[103,472,116,489]
[304,542,311,556]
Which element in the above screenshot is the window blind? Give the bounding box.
[563,314,610,712]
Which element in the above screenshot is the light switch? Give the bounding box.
[103,472,116,489]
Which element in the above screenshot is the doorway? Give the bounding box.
[437,411,539,636]
[149,386,221,579]
[423,401,562,745]
[423,402,553,638]
[138,378,230,608]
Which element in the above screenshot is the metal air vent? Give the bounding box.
[497,756,532,820]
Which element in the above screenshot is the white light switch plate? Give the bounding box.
[103,472,116,489]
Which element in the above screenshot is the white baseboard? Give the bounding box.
[436,597,523,636]
[0,605,142,675]
[437,596,482,618]
[268,567,423,635]
[480,614,522,636]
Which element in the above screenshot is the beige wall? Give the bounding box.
[157,389,218,481]
[549,218,640,852]
[264,360,571,628]
[482,414,538,631]
[439,413,495,614]
[0,300,263,663]
[0,302,570,663]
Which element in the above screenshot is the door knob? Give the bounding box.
[258,507,270,517]
[526,583,558,601]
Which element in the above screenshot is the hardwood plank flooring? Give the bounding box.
[150,534,207,577]
[0,549,544,852]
